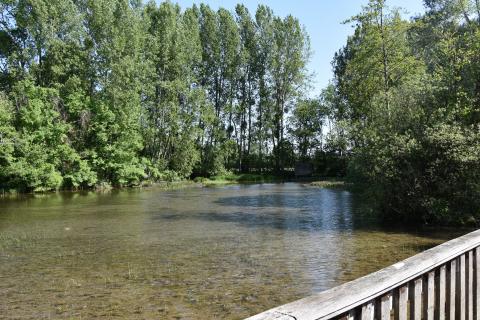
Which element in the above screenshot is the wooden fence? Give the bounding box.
[246,229,480,320]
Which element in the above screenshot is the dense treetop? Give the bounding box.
[328,0,480,224]
[0,0,314,191]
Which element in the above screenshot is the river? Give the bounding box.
[0,183,460,319]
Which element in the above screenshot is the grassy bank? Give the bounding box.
[309,178,351,189]
[194,173,284,186]
[1,176,350,196]
[0,180,200,197]
[143,180,201,190]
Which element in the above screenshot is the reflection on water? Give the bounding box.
[0,183,460,319]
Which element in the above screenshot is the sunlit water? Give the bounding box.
[0,183,461,319]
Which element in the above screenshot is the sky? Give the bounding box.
[172,0,426,96]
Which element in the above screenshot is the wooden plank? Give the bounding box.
[439,265,446,320]
[393,285,408,320]
[399,286,408,320]
[410,278,422,320]
[244,311,293,320]
[448,259,457,320]
[393,288,399,320]
[393,284,408,320]
[361,302,374,320]
[468,251,473,320]
[426,271,435,320]
[476,249,480,320]
[340,311,356,320]
[381,293,391,320]
[459,254,466,320]
[247,230,480,320]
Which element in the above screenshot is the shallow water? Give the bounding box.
[0,183,461,319]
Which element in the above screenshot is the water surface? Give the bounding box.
[0,183,460,319]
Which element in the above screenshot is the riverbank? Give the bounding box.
[309,178,350,189]
[0,180,202,197]
[0,176,349,196]
[198,175,354,190]
[194,173,285,186]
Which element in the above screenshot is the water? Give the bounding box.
[0,183,460,319]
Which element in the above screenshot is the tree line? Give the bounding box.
[0,0,321,192]
[327,0,480,224]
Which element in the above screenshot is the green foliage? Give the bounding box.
[199,140,237,177]
[0,0,313,192]
[331,0,480,225]
[170,138,200,178]
[3,80,96,191]
[0,93,17,188]
[289,99,326,159]
[200,172,281,185]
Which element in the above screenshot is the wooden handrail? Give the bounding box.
[246,229,480,320]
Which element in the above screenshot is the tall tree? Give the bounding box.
[254,5,275,172]
[289,98,326,160]
[81,0,145,185]
[270,14,310,172]
[235,4,257,171]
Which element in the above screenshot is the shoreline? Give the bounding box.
[0,176,348,197]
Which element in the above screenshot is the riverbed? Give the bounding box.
[0,183,460,319]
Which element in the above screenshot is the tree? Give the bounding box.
[235,4,257,172]
[7,81,96,191]
[288,98,325,159]
[81,0,145,186]
[253,5,275,172]
[0,0,318,191]
[329,0,480,224]
[0,92,16,188]
[270,14,310,172]
[142,1,202,178]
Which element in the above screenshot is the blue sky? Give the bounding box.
[172,0,426,96]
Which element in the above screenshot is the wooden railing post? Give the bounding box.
[475,249,480,320]
[440,265,447,320]
[361,302,374,320]
[450,259,457,320]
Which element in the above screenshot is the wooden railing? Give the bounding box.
[246,229,480,320]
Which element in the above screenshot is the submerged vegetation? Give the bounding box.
[1,183,456,319]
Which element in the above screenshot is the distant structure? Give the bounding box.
[294,162,313,178]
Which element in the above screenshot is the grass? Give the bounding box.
[1,175,350,196]
[309,178,350,189]
[195,173,283,186]
[150,180,199,190]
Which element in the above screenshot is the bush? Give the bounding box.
[170,139,200,178]
[351,124,480,225]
